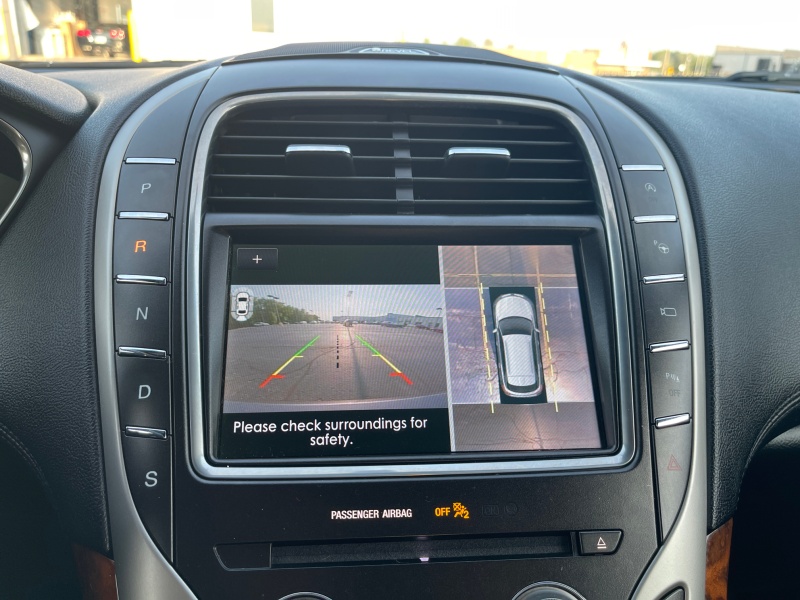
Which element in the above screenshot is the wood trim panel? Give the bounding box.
[73,545,118,600]
[705,518,733,600]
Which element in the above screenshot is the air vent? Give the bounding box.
[205,101,596,215]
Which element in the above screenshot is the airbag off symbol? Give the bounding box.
[435,502,470,519]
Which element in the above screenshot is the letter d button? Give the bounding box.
[116,357,170,432]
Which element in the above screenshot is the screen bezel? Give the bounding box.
[201,216,622,468]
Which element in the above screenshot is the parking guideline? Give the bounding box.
[259,335,320,388]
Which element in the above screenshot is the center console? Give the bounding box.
[94,51,705,600]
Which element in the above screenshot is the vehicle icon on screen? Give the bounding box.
[493,293,544,400]
[231,289,254,322]
[235,292,250,316]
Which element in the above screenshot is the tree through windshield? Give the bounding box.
[1,0,797,77]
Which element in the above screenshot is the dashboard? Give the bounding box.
[1,43,799,600]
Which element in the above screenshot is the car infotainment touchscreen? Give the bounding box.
[217,244,601,460]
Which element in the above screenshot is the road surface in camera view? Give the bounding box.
[224,323,448,412]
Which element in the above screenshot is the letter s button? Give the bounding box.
[145,470,158,488]
[121,434,172,557]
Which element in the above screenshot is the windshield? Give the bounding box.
[1,0,797,77]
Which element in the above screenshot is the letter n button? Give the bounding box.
[113,282,170,351]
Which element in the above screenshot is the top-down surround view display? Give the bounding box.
[1,2,799,599]
[220,244,600,459]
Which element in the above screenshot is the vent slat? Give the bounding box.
[211,174,586,184]
[415,198,593,206]
[220,135,573,146]
[410,123,558,132]
[213,154,581,164]
[211,174,395,182]
[234,119,559,132]
[214,154,395,160]
[211,155,585,179]
[210,179,396,199]
[205,102,597,215]
[413,177,588,184]
[415,182,592,201]
[414,197,594,216]
[234,120,395,126]
[207,196,590,208]
[415,139,574,146]
[212,154,396,177]
[410,127,570,143]
[207,196,398,203]
[219,135,394,143]
[215,136,395,157]
[206,196,398,215]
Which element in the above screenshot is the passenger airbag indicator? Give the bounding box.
[331,508,413,520]
[434,502,471,519]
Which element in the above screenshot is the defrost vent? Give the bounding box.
[206,101,596,215]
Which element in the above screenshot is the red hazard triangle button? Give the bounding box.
[667,454,682,471]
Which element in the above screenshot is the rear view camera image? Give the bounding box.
[224,284,447,412]
[218,244,601,459]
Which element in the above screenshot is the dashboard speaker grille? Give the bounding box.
[205,101,596,215]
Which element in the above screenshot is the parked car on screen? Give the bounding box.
[493,293,544,400]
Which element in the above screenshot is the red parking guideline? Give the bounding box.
[259,374,284,388]
[258,335,320,389]
[390,372,413,386]
[355,334,414,386]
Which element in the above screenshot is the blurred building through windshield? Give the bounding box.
[1,0,131,59]
[1,0,798,77]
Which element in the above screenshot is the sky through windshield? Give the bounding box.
[1,0,797,77]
